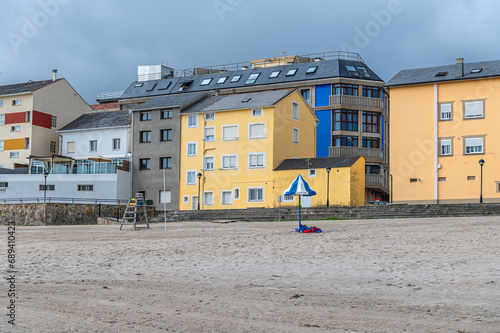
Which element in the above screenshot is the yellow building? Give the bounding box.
[178,89,317,210]
[273,156,365,207]
[387,58,500,203]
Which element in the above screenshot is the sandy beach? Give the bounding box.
[1,216,499,332]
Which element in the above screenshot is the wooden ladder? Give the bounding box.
[120,193,150,230]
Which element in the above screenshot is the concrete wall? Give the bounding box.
[60,127,129,159]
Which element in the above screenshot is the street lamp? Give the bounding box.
[197,172,202,210]
[326,167,331,207]
[43,170,49,203]
[479,159,485,204]
[389,174,393,204]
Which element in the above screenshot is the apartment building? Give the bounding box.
[118,51,389,202]
[386,58,500,203]
[0,72,92,169]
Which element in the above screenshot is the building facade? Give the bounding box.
[387,58,500,204]
[117,51,389,202]
[0,74,92,169]
[178,90,317,210]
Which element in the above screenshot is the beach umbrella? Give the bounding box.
[283,174,317,228]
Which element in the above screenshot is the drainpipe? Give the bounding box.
[129,111,134,199]
[434,84,438,203]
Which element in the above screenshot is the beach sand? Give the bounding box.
[1,216,499,332]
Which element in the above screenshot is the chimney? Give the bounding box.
[456,58,464,76]
[52,69,57,81]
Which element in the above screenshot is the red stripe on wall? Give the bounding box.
[5,112,26,124]
[32,110,52,129]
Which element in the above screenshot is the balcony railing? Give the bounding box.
[329,146,383,160]
[96,90,124,101]
[330,95,383,110]
[365,174,389,193]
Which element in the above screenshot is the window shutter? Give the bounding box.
[464,101,483,118]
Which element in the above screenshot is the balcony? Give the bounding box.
[365,174,389,194]
[329,95,383,111]
[329,146,383,161]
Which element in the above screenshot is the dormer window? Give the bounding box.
[178,81,193,92]
[245,73,260,84]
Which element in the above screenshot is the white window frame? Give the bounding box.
[222,124,239,141]
[292,101,299,120]
[204,113,215,121]
[187,114,198,128]
[439,139,452,156]
[12,99,21,106]
[308,169,317,177]
[217,77,227,84]
[187,141,198,157]
[160,190,172,203]
[234,187,240,200]
[281,195,295,202]
[439,102,453,121]
[248,152,265,169]
[77,185,94,192]
[464,137,484,155]
[0,114,4,125]
[200,78,212,86]
[90,140,97,152]
[463,100,485,119]
[186,170,197,185]
[251,108,263,117]
[0,100,3,107]
[10,152,20,158]
[221,154,238,170]
[248,122,266,140]
[203,155,215,171]
[67,141,75,153]
[203,191,214,206]
[11,126,20,132]
[247,187,265,203]
[183,195,189,203]
[221,190,233,206]
[293,127,299,144]
[112,138,120,150]
[0,140,4,151]
[204,126,215,142]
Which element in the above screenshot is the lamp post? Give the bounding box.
[326,167,331,207]
[389,173,393,204]
[197,172,202,210]
[43,170,49,203]
[479,159,485,204]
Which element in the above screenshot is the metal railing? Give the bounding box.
[0,197,129,205]
[96,90,125,100]
[330,95,383,109]
[329,146,383,160]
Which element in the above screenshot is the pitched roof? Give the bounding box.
[132,92,209,111]
[120,59,383,100]
[181,90,294,114]
[274,156,362,171]
[386,59,500,87]
[58,111,130,132]
[0,79,54,97]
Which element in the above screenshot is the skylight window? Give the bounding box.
[471,68,483,73]
[157,81,171,90]
[134,83,144,87]
[231,75,242,83]
[245,73,260,84]
[178,81,193,92]
[242,98,252,103]
[286,69,297,76]
[200,78,212,86]
[357,67,370,78]
[146,82,157,91]
[435,71,448,77]
[217,77,228,84]
[306,66,318,74]
[345,65,359,76]
[270,71,280,78]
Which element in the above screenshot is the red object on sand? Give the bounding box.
[302,229,311,233]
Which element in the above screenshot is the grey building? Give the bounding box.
[131,92,208,209]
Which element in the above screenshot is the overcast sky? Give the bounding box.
[1,0,499,104]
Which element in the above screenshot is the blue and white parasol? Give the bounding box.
[283,174,316,227]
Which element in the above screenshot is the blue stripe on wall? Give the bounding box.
[315,84,331,107]
[315,110,332,158]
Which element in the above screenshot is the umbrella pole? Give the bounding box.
[298,195,301,228]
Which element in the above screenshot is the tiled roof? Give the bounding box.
[58,111,130,132]
[0,79,54,97]
[90,102,120,111]
[386,59,500,87]
[132,92,209,111]
[274,156,362,171]
[181,90,294,114]
[120,59,383,100]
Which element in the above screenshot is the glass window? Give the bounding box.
[203,191,214,206]
[251,109,263,117]
[222,125,238,141]
[221,191,233,205]
[245,73,260,84]
[67,142,75,153]
[200,78,212,86]
[160,190,171,203]
[161,110,173,119]
[440,103,452,120]
[333,135,358,147]
[465,137,484,154]
[464,100,484,118]
[139,158,151,170]
[204,127,215,142]
[306,66,318,74]
[249,123,265,139]
[365,165,380,174]
[90,140,97,151]
[293,128,299,143]
[188,114,198,128]
[204,156,214,171]
[0,140,3,151]
[362,111,379,133]
[50,141,56,154]
[334,110,359,131]
[39,184,55,191]
[160,157,172,169]
[12,100,21,106]
[248,187,264,202]
[140,112,151,121]
[334,84,358,96]
[248,153,265,169]
[217,77,228,84]
[269,71,280,78]
[112,138,120,150]
[186,170,197,185]
[0,100,3,107]
[230,75,242,83]
[222,155,238,170]
[440,139,452,156]
[362,86,380,98]
[357,67,370,77]
[286,69,297,76]
[292,102,299,120]
[178,81,192,92]
[187,142,197,157]
[77,185,94,191]
[204,113,215,121]
[10,152,19,158]
[0,114,4,125]
[345,65,358,76]
[140,131,151,143]
[234,188,240,200]
[26,111,31,122]
[160,129,172,141]
[51,116,57,128]
[11,126,20,132]
[362,137,380,148]
[300,89,310,105]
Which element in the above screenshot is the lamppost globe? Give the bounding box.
[479,159,485,166]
